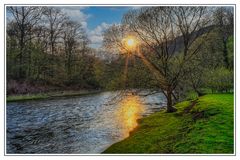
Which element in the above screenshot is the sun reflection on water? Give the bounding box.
[116,94,145,137]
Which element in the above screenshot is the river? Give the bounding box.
[6,91,166,154]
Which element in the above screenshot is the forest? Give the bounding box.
[7,6,233,111]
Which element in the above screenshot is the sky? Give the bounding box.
[58,6,139,48]
[6,6,140,48]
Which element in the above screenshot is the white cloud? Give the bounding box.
[58,7,110,48]
[88,22,112,48]
[58,6,90,30]
[54,7,111,48]
[57,7,118,49]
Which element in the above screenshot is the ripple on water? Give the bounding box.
[7,91,166,153]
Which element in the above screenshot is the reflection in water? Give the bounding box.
[116,95,145,137]
[7,91,166,153]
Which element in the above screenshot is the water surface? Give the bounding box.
[7,91,166,154]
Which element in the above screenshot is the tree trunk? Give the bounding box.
[223,38,229,68]
[192,84,204,97]
[67,52,72,80]
[166,89,177,113]
[28,33,32,79]
[19,32,24,79]
[19,45,23,79]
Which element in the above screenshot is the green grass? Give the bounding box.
[103,94,234,154]
[7,93,48,102]
[185,91,199,100]
[7,90,102,102]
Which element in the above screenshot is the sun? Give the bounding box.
[120,36,138,54]
[127,38,135,47]
[123,36,137,50]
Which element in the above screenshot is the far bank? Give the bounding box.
[7,90,102,102]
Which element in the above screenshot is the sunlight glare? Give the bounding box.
[127,38,135,47]
[122,36,138,52]
[116,95,145,137]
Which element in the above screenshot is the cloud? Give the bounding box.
[88,22,112,48]
[53,7,111,48]
[58,6,90,30]
[57,7,120,48]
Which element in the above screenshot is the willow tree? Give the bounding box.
[103,6,212,112]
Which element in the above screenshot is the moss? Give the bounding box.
[103,94,234,154]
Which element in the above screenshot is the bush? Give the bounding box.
[204,67,233,92]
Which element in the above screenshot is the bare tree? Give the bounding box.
[103,24,130,55]
[41,7,67,77]
[7,6,43,79]
[42,7,67,56]
[62,20,86,79]
[103,6,211,112]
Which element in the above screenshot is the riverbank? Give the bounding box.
[7,90,102,102]
[103,94,234,154]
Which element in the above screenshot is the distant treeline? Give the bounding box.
[6,6,234,99]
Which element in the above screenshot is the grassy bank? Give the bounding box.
[103,94,234,154]
[7,90,102,102]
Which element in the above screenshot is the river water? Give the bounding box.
[7,91,166,154]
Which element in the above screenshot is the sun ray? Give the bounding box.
[120,35,167,90]
[123,55,129,88]
[136,48,168,88]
